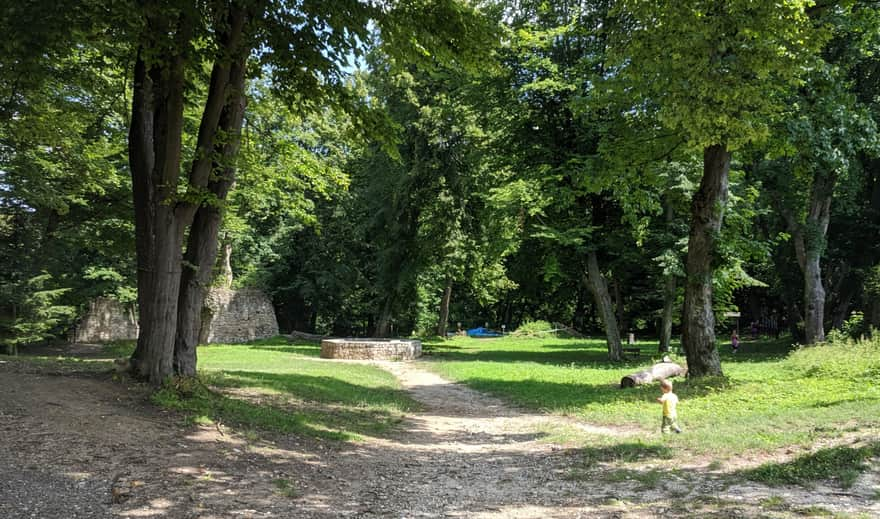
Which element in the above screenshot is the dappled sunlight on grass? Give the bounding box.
[207,370,419,412]
[423,335,880,457]
[148,338,419,440]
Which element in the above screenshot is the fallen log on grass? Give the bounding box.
[620,361,687,388]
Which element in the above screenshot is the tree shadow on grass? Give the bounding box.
[425,348,641,367]
[211,370,420,410]
[565,442,676,489]
[455,377,655,411]
[447,373,750,413]
[717,337,797,362]
[578,441,675,465]
[738,441,880,488]
[246,344,320,357]
[160,370,419,440]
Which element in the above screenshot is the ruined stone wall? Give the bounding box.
[320,339,422,360]
[74,297,139,343]
[75,289,278,344]
[199,288,279,344]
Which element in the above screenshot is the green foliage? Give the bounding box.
[606,0,825,150]
[272,478,299,499]
[827,312,868,342]
[785,336,880,380]
[512,320,555,336]
[0,274,76,353]
[226,84,352,287]
[0,25,134,346]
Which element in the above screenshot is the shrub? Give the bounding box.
[512,320,555,337]
[786,335,880,381]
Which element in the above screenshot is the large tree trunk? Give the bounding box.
[174,207,224,376]
[585,250,622,361]
[436,278,453,337]
[128,5,252,384]
[803,247,827,343]
[174,25,248,376]
[681,144,729,378]
[128,13,194,384]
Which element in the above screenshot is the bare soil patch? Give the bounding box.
[0,352,877,518]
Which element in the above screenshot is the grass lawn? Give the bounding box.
[106,337,419,441]
[421,334,880,472]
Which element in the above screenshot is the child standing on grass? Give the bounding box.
[731,330,739,354]
[657,379,682,434]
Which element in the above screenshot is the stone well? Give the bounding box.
[320,338,422,361]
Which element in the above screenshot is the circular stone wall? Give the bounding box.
[320,338,422,360]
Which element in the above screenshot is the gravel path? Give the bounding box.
[0,357,877,518]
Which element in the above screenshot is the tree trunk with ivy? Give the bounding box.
[786,172,835,345]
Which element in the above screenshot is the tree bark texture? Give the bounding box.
[436,279,453,337]
[585,250,622,361]
[681,145,729,377]
[787,171,835,344]
[174,19,249,376]
[128,11,194,384]
[128,4,253,384]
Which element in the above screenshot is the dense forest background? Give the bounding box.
[2,0,879,371]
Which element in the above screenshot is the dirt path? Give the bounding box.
[0,357,878,518]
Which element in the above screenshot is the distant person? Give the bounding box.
[731,330,739,354]
[751,321,759,340]
[657,379,682,434]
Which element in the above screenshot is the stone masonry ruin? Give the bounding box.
[74,297,139,343]
[74,289,278,344]
[320,338,422,360]
[199,288,279,344]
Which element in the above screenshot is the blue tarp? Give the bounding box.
[466,326,503,337]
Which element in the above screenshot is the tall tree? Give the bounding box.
[1,18,135,351]
[607,0,824,376]
[123,0,491,383]
[760,3,879,344]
